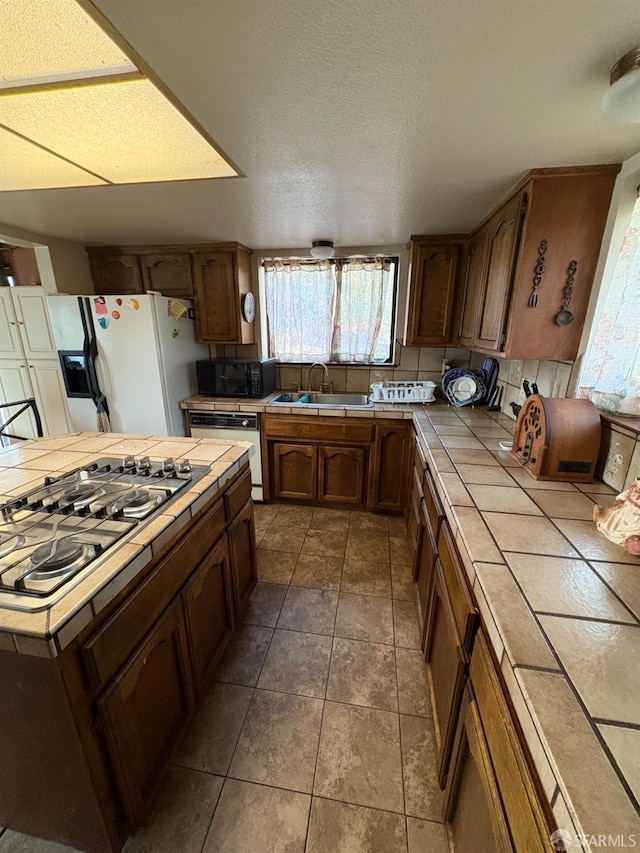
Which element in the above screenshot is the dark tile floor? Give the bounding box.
[0,504,448,853]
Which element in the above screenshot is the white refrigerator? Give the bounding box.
[46,293,208,436]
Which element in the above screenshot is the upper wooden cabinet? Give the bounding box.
[454,228,488,348]
[87,251,143,295]
[408,165,619,360]
[406,239,461,346]
[469,166,619,360]
[140,252,194,298]
[474,192,526,352]
[192,244,254,344]
[86,242,255,343]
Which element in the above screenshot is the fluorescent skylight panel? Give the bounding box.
[1,0,136,89]
[0,79,236,183]
[0,126,106,190]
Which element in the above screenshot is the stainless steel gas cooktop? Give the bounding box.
[0,455,210,612]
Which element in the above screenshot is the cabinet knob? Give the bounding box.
[9,321,16,326]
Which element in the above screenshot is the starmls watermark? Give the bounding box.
[550,829,638,850]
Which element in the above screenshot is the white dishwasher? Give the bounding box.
[188,411,264,501]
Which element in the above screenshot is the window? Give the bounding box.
[262,255,397,363]
[577,194,640,417]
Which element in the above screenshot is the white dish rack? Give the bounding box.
[370,380,437,403]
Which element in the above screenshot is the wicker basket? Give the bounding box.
[370,380,437,403]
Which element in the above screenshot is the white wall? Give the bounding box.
[0,222,92,294]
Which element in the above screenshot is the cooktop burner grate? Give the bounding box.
[0,455,211,608]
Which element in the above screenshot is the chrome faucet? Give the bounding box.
[306,361,332,393]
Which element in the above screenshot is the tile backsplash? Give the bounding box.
[215,343,640,491]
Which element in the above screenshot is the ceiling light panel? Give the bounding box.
[1,0,135,89]
[0,127,106,190]
[0,79,238,183]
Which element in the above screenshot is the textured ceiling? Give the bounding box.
[1,0,640,249]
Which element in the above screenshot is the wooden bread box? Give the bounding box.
[510,395,601,482]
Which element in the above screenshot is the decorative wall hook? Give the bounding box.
[528,239,548,308]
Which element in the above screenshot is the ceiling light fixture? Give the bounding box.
[601,46,640,123]
[0,0,241,191]
[310,240,335,260]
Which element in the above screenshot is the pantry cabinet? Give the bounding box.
[0,287,71,439]
[262,414,411,511]
[406,239,461,346]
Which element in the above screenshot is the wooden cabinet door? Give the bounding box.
[318,445,366,505]
[11,287,58,360]
[140,253,194,298]
[456,228,488,347]
[444,684,514,852]
[368,423,411,511]
[183,536,234,695]
[28,360,72,436]
[424,558,469,788]
[88,253,143,295]
[96,599,195,830]
[416,500,436,634]
[227,498,258,614]
[406,242,459,345]
[193,251,239,343]
[0,358,38,439]
[272,442,318,501]
[0,289,23,358]
[474,193,526,351]
[469,631,556,852]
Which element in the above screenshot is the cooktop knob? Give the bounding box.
[162,457,176,472]
[178,459,192,473]
[122,455,136,469]
[137,455,151,470]
[241,418,250,427]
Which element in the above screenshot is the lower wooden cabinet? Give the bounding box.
[263,415,411,512]
[368,423,411,511]
[444,630,556,851]
[182,536,234,695]
[444,680,514,852]
[96,599,195,829]
[423,518,478,787]
[272,442,318,500]
[415,500,436,632]
[227,498,258,613]
[319,445,367,504]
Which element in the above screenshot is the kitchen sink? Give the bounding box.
[270,392,374,407]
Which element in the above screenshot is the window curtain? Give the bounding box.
[263,256,393,363]
[264,259,336,362]
[332,256,393,362]
[577,196,640,417]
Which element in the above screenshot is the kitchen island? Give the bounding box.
[0,432,256,853]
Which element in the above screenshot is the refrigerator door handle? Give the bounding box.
[81,298,110,419]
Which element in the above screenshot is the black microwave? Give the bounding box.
[196,358,277,398]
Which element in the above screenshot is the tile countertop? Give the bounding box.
[412,405,640,849]
[0,431,254,658]
[180,393,418,419]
